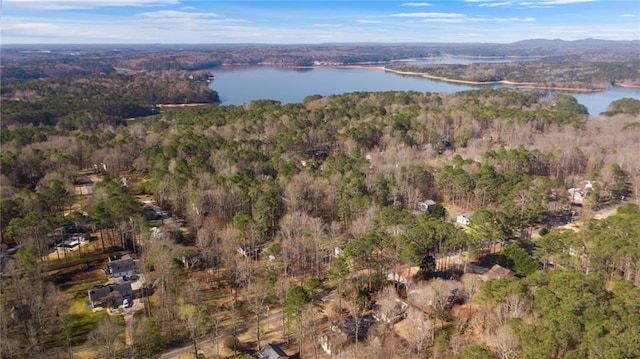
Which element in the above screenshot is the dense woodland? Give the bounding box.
[1,44,640,359]
[1,70,218,132]
[388,55,640,90]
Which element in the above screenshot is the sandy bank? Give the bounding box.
[381,67,604,93]
[156,103,215,108]
[615,82,640,89]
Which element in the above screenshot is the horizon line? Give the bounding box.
[3,38,640,47]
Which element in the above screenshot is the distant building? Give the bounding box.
[568,180,599,205]
[480,264,515,281]
[257,343,289,359]
[320,316,374,356]
[372,298,408,324]
[387,264,419,290]
[418,200,437,212]
[104,258,135,278]
[456,213,474,226]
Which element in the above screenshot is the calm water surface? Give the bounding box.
[209,64,640,115]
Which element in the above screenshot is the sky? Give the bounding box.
[2,0,639,44]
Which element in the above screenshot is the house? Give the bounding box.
[469,264,490,275]
[182,252,202,269]
[372,297,408,324]
[300,148,331,168]
[257,343,288,359]
[88,282,133,308]
[387,264,419,291]
[104,258,135,278]
[480,264,514,281]
[142,201,166,220]
[320,316,374,356]
[418,200,437,212]
[456,213,474,226]
[150,226,164,239]
[408,280,461,312]
[568,180,596,205]
[237,243,265,259]
[56,235,88,252]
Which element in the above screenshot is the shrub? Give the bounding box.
[223,336,240,350]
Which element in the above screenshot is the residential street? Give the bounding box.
[159,308,286,359]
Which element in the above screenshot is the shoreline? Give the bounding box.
[380,67,605,93]
[156,102,216,108]
[310,64,640,93]
[615,82,640,89]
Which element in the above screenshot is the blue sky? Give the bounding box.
[2,0,639,44]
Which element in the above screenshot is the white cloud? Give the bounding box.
[519,0,595,6]
[422,18,466,23]
[469,0,596,7]
[479,1,515,7]
[314,24,342,28]
[3,22,60,32]
[356,19,382,24]
[402,2,431,6]
[1,16,157,42]
[3,0,179,10]
[137,10,222,19]
[420,15,535,23]
[537,0,595,4]
[391,12,466,18]
[392,10,535,24]
[2,13,260,43]
[619,14,636,17]
[494,17,535,22]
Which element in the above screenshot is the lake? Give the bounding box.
[209,64,640,115]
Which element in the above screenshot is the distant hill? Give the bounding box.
[512,38,640,46]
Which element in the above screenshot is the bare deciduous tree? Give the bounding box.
[88,317,124,358]
[404,306,434,354]
[178,298,208,358]
[485,324,520,359]
[244,278,271,351]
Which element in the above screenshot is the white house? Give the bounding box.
[456,213,474,226]
[418,200,437,212]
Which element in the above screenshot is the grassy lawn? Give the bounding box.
[61,298,109,346]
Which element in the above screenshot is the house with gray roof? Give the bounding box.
[418,200,437,212]
[88,282,133,308]
[257,343,288,359]
[104,258,135,278]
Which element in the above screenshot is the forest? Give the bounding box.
[1,44,640,359]
[387,54,640,90]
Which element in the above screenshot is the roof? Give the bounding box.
[480,264,515,281]
[257,343,288,359]
[105,258,135,277]
[88,282,133,303]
